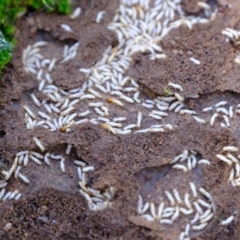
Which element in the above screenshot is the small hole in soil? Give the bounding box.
[0,130,6,138]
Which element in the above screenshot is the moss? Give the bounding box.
[163,87,173,96]
[0,31,13,75]
[0,0,71,78]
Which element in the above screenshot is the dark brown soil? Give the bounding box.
[1,0,240,239]
[129,2,240,96]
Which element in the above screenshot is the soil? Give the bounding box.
[1,0,240,239]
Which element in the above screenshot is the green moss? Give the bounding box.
[0,31,13,73]
[0,0,71,78]
[163,87,173,96]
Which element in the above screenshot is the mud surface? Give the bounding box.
[1,0,240,239]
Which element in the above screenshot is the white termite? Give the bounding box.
[180,207,193,215]
[216,108,229,115]
[75,119,89,125]
[41,59,50,68]
[175,93,184,102]
[48,58,57,72]
[216,154,232,166]
[184,193,192,209]
[198,159,211,165]
[30,94,41,107]
[38,111,51,120]
[172,164,188,172]
[60,157,66,173]
[198,199,212,209]
[83,166,94,172]
[94,107,104,116]
[89,102,103,107]
[43,104,52,114]
[150,203,157,219]
[88,88,102,98]
[202,106,213,112]
[136,112,142,128]
[229,106,233,118]
[198,188,215,210]
[98,117,110,122]
[151,110,168,116]
[173,189,182,204]
[120,94,134,103]
[171,206,180,222]
[79,189,93,204]
[60,106,75,116]
[31,151,44,159]
[149,113,162,120]
[124,124,137,130]
[200,209,212,221]
[50,154,62,160]
[15,193,22,200]
[33,137,45,152]
[61,24,73,32]
[79,110,90,117]
[16,151,28,157]
[133,92,141,103]
[141,214,154,221]
[192,222,208,230]
[226,153,238,164]
[115,129,132,134]
[80,94,96,100]
[193,116,206,124]
[220,215,235,225]
[96,11,105,23]
[222,146,239,152]
[77,167,82,180]
[123,87,138,92]
[19,173,30,184]
[113,117,126,122]
[101,106,109,117]
[29,155,42,165]
[223,115,230,127]
[165,191,175,206]
[3,191,12,201]
[70,7,81,19]
[107,122,122,127]
[9,189,19,199]
[215,101,228,107]
[167,82,183,91]
[235,163,240,177]
[0,181,7,189]
[197,2,211,10]
[210,113,219,126]
[23,154,29,166]
[0,188,6,200]
[191,212,200,225]
[180,109,196,115]
[169,101,181,111]
[14,166,21,178]
[18,155,24,165]
[190,182,198,198]
[189,56,201,65]
[66,144,72,155]
[142,103,154,108]
[74,160,86,167]
[44,153,51,165]
[33,41,48,48]
[23,105,36,119]
[160,219,173,224]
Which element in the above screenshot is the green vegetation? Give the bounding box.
[163,87,173,96]
[0,0,71,77]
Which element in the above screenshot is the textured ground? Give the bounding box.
[1,0,240,239]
